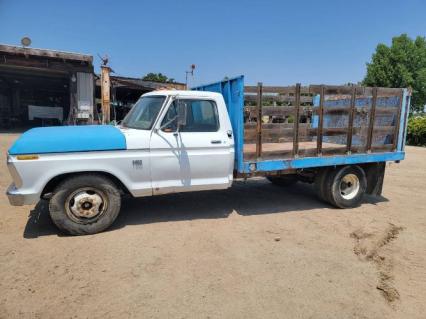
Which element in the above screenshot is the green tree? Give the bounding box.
[363,34,426,112]
[142,72,175,83]
[407,115,426,146]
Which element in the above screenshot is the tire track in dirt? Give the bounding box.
[351,223,404,305]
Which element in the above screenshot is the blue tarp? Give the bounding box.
[8,125,127,155]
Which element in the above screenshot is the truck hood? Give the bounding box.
[8,125,127,155]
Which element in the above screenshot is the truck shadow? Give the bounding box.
[23,179,389,238]
[24,200,57,238]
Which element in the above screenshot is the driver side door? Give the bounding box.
[149,98,233,195]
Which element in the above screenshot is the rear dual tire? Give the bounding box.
[315,165,367,208]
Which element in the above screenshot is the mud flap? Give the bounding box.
[362,162,386,196]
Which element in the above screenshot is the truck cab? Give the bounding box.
[6,91,236,235]
[119,90,235,195]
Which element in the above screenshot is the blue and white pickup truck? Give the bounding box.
[6,76,411,235]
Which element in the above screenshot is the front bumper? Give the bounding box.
[6,184,37,206]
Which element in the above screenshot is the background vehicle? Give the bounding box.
[6,76,411,234]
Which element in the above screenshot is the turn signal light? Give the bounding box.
[16,155,39,160]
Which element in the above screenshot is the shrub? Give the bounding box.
[407,115,426,146]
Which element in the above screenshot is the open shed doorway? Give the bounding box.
[0,68,70,130]
[0,44,94,132]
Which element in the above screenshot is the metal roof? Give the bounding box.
[110,75,185,90]
[0,44,93,63]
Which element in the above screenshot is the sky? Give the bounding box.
[1,0,425,87]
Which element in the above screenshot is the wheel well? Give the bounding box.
[41,171,131,198]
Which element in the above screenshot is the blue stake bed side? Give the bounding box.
[193,76,410,174]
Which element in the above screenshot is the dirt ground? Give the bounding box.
[0,133,425,319]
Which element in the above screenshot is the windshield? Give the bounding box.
[121,96,166,130]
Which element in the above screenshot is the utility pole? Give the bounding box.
[100,65,111,124]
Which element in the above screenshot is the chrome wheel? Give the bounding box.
[339,173,360,200]
[65,188,108,224]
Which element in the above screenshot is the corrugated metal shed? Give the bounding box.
[96,75,185,91]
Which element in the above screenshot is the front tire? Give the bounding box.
[322,165,367,208]
[49,174,121,235]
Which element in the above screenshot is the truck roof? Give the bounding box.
[143,90,221,98]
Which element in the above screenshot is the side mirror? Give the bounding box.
[177,100,187,127]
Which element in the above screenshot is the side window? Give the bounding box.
[182,100,219,132]
[160,99,219,133]
[160,101,178,132]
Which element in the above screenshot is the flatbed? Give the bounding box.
[193,76,410,175]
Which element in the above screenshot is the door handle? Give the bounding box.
[211,140,222,144]
[227,130,233,138]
